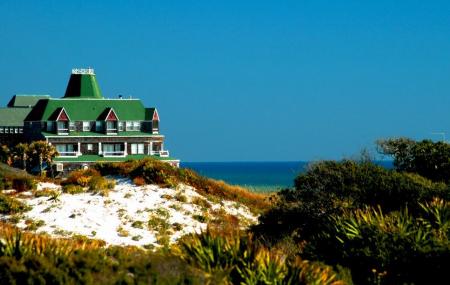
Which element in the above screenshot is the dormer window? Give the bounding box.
[54,107,70,135]
[152,109,160,134]
[57,121,69,134]
[102,107,119,135]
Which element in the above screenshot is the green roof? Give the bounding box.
[63,73,103,99]
[42,131,162,138]
[26,99,155,121]
[7,94,50,108]
[53,154,178,163]
[0,108,33,126]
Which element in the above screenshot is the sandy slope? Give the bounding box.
[2,179,257,247]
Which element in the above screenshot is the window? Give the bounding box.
[102,143,123,154]
[106,121,117,131]
[47,121,54,132]
[14,128,18,134]
[83,121,90,131]
[87,144,93,151]
[19,128,23,134]
[95,121,102,131]
[5,128,9,134]
[0,128,3,134]
[69,122,75,131]
[131,143,145,154]
[118,121,124,131]
[126,121,132,131]
[133,121,140,131]
[57,121,68,132]
[56,144,75,155]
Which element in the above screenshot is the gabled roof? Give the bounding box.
[25,98,153,121]
[48,107,71,121]
[7,94,50,108]
[98,107,119,121]
[0,108,32,126]
[145,108,156,120]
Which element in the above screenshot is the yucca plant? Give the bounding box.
[0,223,105,259]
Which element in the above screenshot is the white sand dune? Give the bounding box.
[2,179,257,248]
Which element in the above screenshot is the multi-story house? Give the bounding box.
[1,68,179,170]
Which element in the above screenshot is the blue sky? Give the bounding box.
[1,1,449,161]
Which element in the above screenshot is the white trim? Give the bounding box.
[44,135,164,138]
[56,107,71,121]
[104,107,120,121]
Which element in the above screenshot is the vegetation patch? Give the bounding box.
[0,193,30,214]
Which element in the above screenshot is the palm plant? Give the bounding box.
[28,141,58,176]
[0,145,11,165]
[12,143,29,170]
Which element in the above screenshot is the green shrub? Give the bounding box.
[257,160,448,242]
[62,184,84,194]
[180,230,346,284]
[307,201,450,284]
[0,194,30,214]
[88,176,115,196]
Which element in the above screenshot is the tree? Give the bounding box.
[377,138,450,183]
[28,141,58,176]
[0,145,12,165]
[12,143,29,170]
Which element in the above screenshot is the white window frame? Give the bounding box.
[87,144,93,151]
[126,121,132,131]
[118,121,124,131]
[137,143,144,154]
[133,121,140,131]
[83,121,90,131]
[131,143,138,154]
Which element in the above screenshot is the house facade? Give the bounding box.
[1,68,179,170]
[0,95,50,146]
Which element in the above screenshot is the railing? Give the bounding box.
[106,128,118,134]
[151,150,169,157]
[57,128,69,135]
[102,151,126,157]
[58,151,79,157]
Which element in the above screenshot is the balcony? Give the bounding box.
[150,150,169,157]
[102,151,126,157]
[57,151,79,157]
[57,128,69,135]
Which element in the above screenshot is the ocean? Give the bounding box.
[181,161,393,192]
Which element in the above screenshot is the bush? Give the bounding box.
[132,176,145,186]
[180,229,346,284]
[257,160,449,241]
[310,202,450,284]
[62,184,84,194]
[88,176,115,192]
[377,138,450,183]
[0,194,30,214]
[11,177,36,192]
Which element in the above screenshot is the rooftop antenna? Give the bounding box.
[431,132,446,143]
